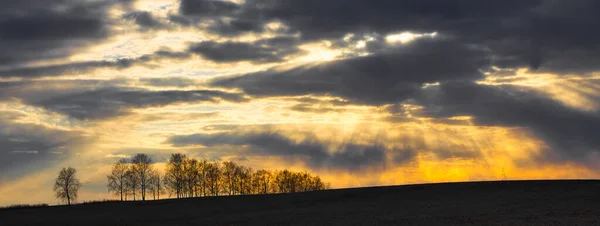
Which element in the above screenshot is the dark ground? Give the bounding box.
[2,180,600,225]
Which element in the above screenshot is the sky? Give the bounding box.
[1,0,600,205]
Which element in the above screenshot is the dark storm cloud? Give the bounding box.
[177,0,539,41]
[169,132,395,171]
[140,77,199,87]
[0,50,191,78]
[207,18,266,36]
[188,36,303,63]
[123,11,165,29]
[168,14,194,26]
[26,88,248,120]
[287,104,343,114]
[0,0,130,67]
[0,35,299,78]
[0,61,130,78]
[0,110,88,181]
[412,81,600,165]
[179,0,240,17]
[174,0,600,74]
[211,38,490,105]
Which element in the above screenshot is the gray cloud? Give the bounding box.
[288,104,344,114]
[0,79,246,121]
[0,49,190,78]
[412,81,600,165]
[140,77,199,88]
[206,17,266,36]
[0,0,130,67]
[179,0,240,17]
[0,110,88,182]
[169,132,396,172]
[168,14,194,26]
[123,11,165,29]
[168,126,486,171]
[211,38,490,105]
[29,88,248,120]
[138,112,220,122]
[173,0,600,74]
[189,36,303,63]
[0,35,302,78]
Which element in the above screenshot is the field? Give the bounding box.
[2,180,600,225]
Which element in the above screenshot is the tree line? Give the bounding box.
[107,153,331,201]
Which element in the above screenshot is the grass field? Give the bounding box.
[2,180,599,225]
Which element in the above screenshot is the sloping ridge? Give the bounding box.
[2,180,600,225]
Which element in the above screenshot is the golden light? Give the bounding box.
[478,68,600,111]
[295,41,343,62]
[386,32,438,44]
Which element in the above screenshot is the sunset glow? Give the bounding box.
[1,0,599,206]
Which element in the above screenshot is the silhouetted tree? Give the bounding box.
[165,153,186,198]
[184,158,200,197]
[253,169,272,194]
[205,161,222,196]
[238,166,253,195]
[131,153,153,201]
[107,159,129,201]
[53,167,82,205]
[148,169,165,200]
[222,161,238,195]
[108,152,330,200]
[198,159,208,196]
[125,169,139,201]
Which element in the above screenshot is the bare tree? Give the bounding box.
[125,170,139,201]
[53,167,82,205]
[183,158,200,197]
[165,153,186,198]
[238,166,253,195]
[131,153,153,201]
[148,169,165,200]
[198,159,208,196]
[107,159,129,201]
[253,169,272,194]
[222,161,238,195]
[111,152,330,200]
[205,162,221,196]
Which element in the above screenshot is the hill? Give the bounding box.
[2,180,600,225]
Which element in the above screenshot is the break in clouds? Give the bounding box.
[1,0,600,204]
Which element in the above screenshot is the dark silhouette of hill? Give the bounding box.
[2,180,600,225]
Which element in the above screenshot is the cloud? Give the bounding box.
[0,110,88,182]
[0,0,129,67]
[168,14,194,26]
[140,77,199,87]
[29,88,248,120]
[211,38,490,105]
[179,0,240,17]
[412,81,600,165]
[137,112,220,122]
[122,11,165,29]
[0,79,243,121]
[189,36,303,63]
[168,131,402,172]
[173,0,600,74]
[0,49,192,78]
[0,35,301,78]
[207,17,266,36]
